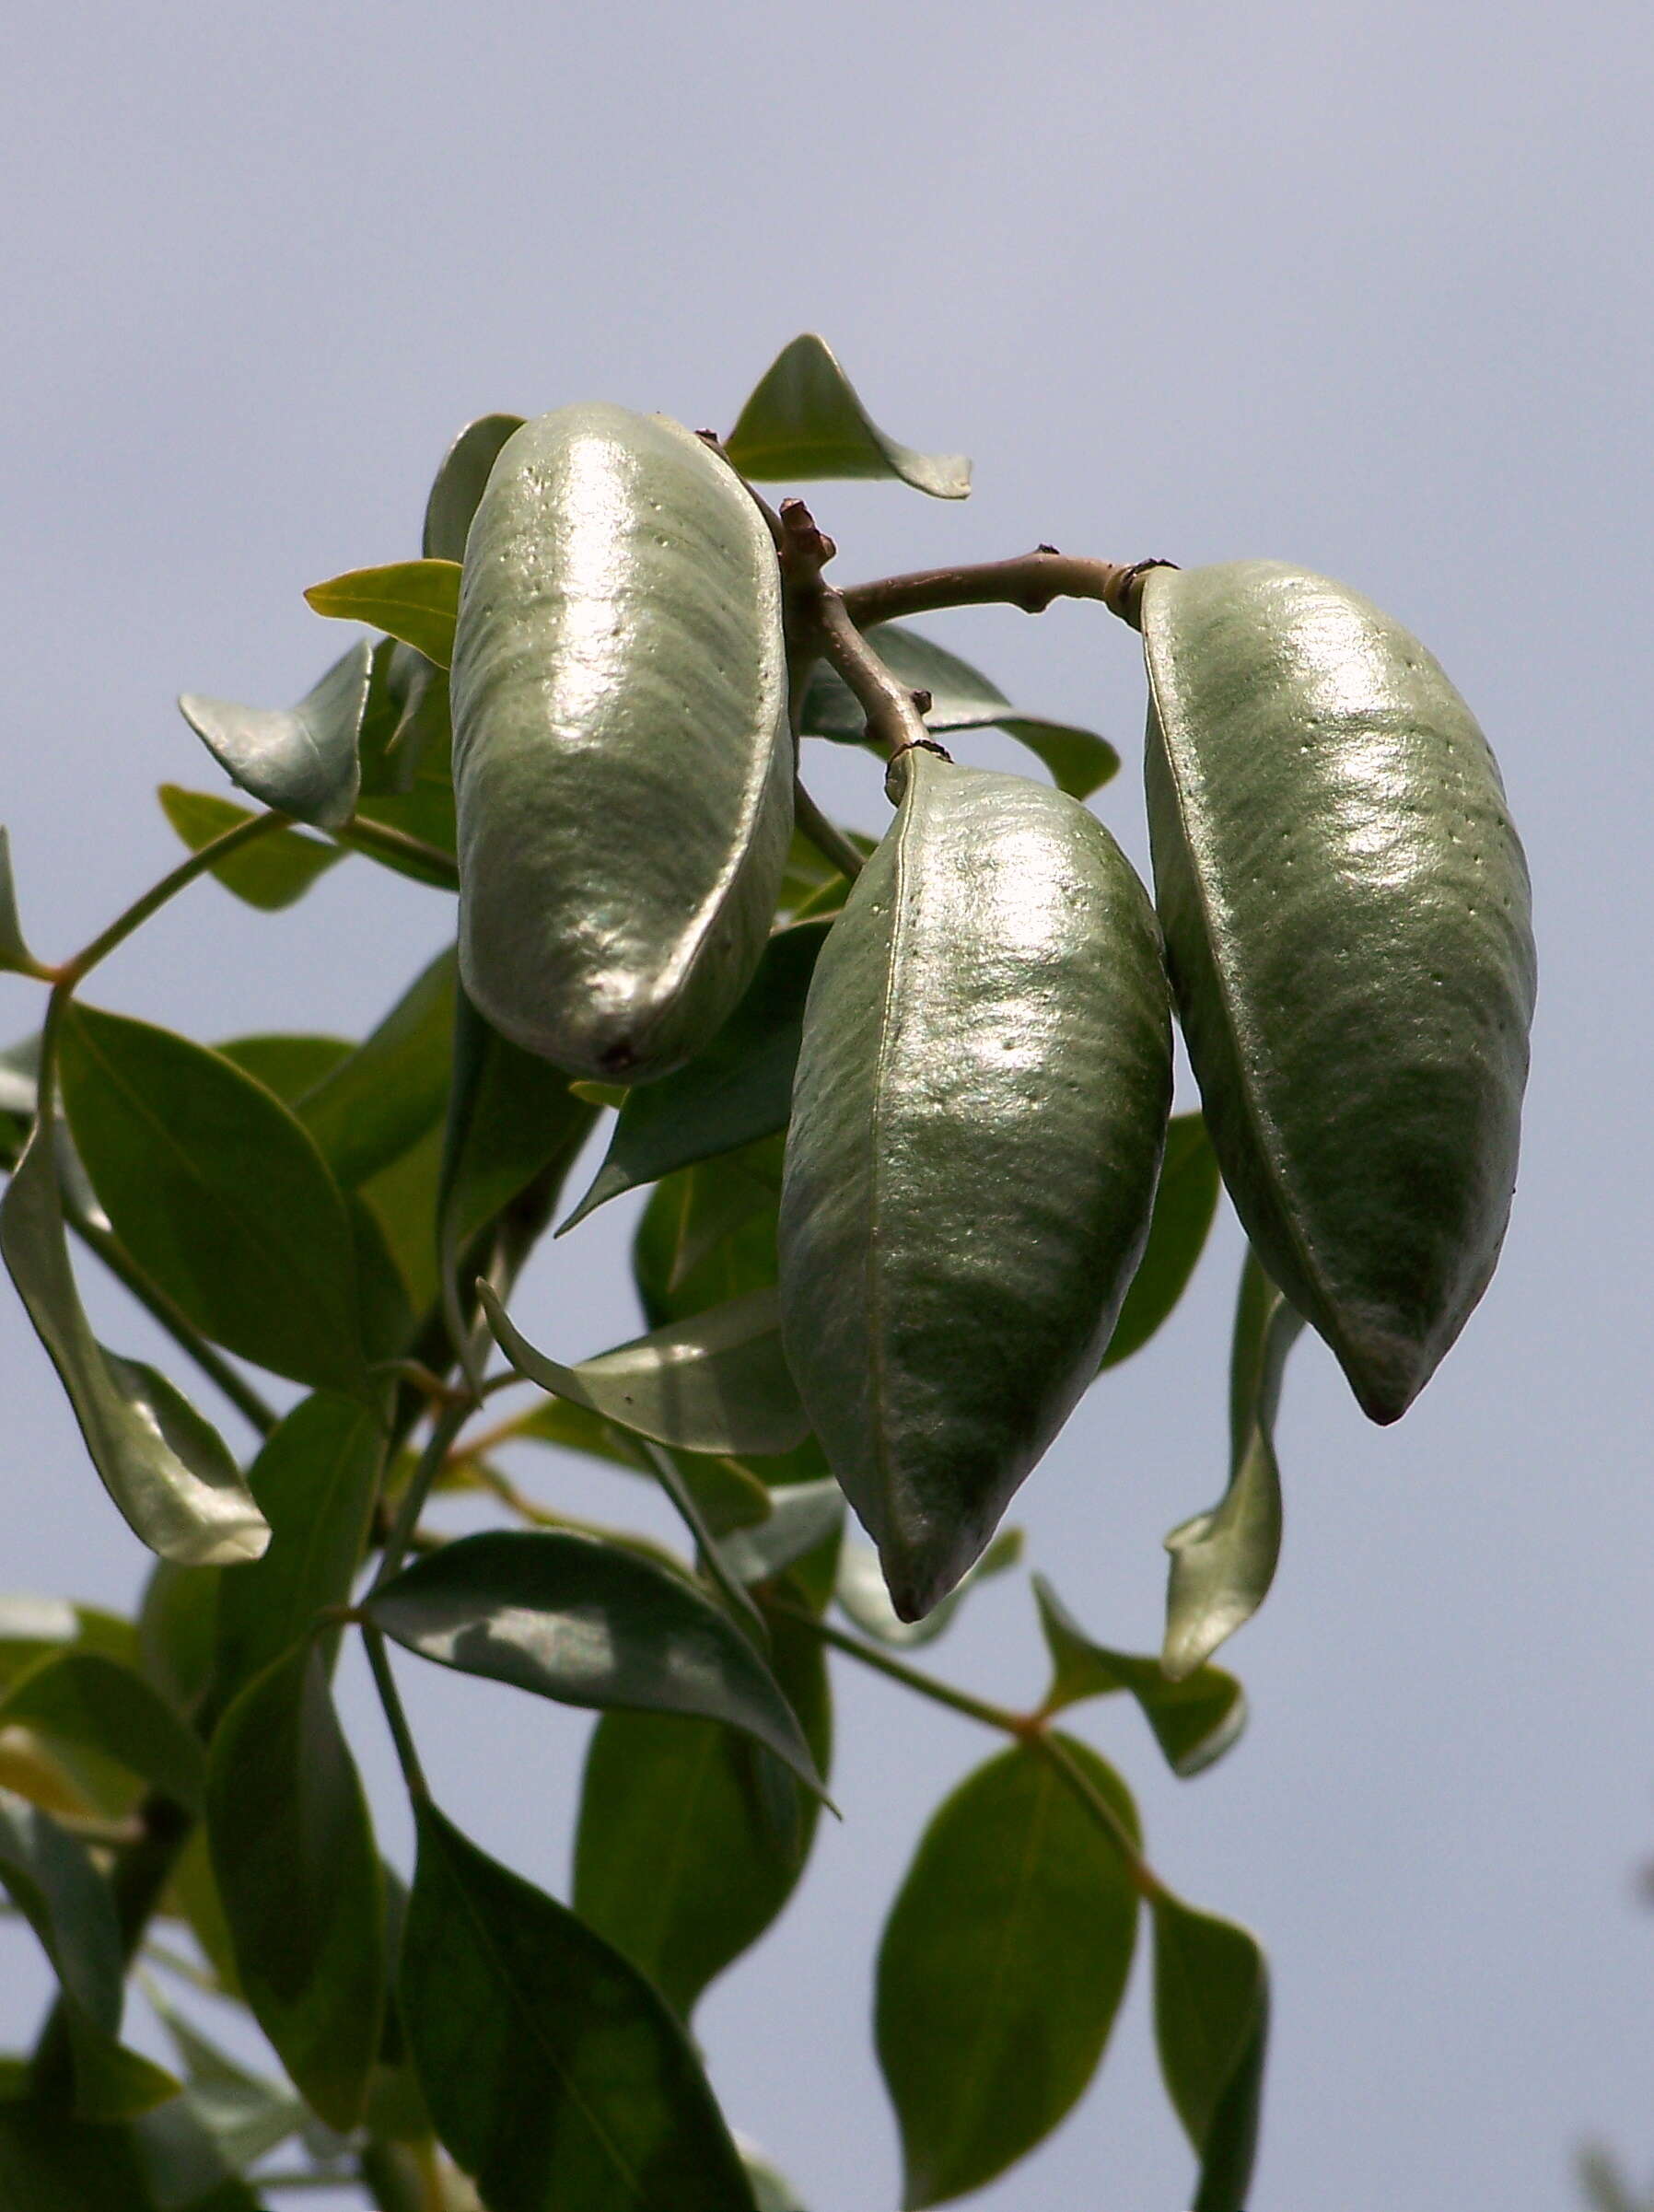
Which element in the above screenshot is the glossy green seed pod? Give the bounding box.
[450,404,792,1082]
[779,752,1172,1621]
[1141,561,1536,1424]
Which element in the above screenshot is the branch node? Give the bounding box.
[885,737,952,805]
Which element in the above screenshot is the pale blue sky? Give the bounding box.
[3,5,1650,2206]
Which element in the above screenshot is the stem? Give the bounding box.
[66,1207,277,1435]
[362,1625,427,1801]
[813,591,932,763]
[56,811,287,987]
[792,780,867,882]
[841,549,1164,632]
[1035,1731,1163,1901]
[338,815,460,889]
[369,1397,472,1594]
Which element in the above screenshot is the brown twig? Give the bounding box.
[841,549,1174,632]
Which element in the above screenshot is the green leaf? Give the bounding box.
[215,1030,352,1104]
[145,1979,309,2172]
[634,1167,781,1329]
[0,2095,264,2210]
[1151,1889,1269,2212]
[137,1561,219,1717]
[204,1647,384,2130]
[0,1654,206,1813]
[835,1527,1022,1650]
[213,1393,383,1707]
[305,561,460,669]
[402,1801,759,2212]
[482,1283,809,1458]
[716,1478,844,1589]
[367,1530,824,1794]
[876,1738,1139,2206]
[157,786,344,913]
[0,827,39,972]
[777,823,876,916]
[799,623,1118,797]
[1031,1576,1245,1776]
[1101,1112,1221,1368]
[726,334,971,499]
[57,1002,367,1396]
[294,949,456,1190]
[1162,1248,1303,1679]
[574,1609,832,2015]
[178,641,371,832]
[562,922,830,1228]
[423,413,526,562]
[0,1122,270,1566]
[740,2142,811,2212]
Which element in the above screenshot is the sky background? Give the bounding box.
[2,4,1650,2206]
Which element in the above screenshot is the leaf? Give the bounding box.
[305,560,460,669]
[799,623,1118,797]
[1162,1249,1303,1680]
[157,786,344,912]
[726,334,971,499]
[213,1393,383,1707]
[835,1527,1022,1650]
[178,641,371,832]
[634,1167,780,1330]
[1101,1112,1221,1368]
[1151,1889,1269,2212]
[0,826,39,972]
[739,2141,811,2212]
[145,1979,309,2172]
[573,1609,832,2015]
[215,1031,352,1104]
[137,1561,219,1717]
[0,1653,206,1812]
[402,1801,759,2212]
[482,1283,809,1458]
[367,1530,824,1794]
[0,1122,270,1566]
[204,1647,384,2130]
[563,922,831,1228]
[294,948,456,1190]
[716,1478,845,1589]
[57,1002,367,1396]
[1031,1576,1245,1776]
[652,1142,782,1294]
[423,413,526,562]
[876,1738,1139,2206]
[0,2095,264,2210]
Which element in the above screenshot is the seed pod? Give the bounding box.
[1141,561,1536,1424]
[779,752,1171,1620]
[450,405,792,1081]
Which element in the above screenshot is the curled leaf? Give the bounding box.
[179,641,371,832]
[727,334,971,499]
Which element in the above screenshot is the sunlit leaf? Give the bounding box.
[799,623,1117,797]
[423,413,526,562]
[1152,1889,1269,2212]
[205,1647,383,2130]
[157,786,344,912]
[727,334,970,498]
[305,561,460,669]
[0,1653,205,1812]
[1032,1576,1245,1776]
[402,1801,759,2212]
[179,641,371,832]
[367,1530,824,1795]
[0,1122,269,1566]
[1162,1249,1303,1679]
[482,1283,809,1458]
[876,1738,1139,2206]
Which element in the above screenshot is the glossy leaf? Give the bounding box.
[179,641,371,832]
[0,826,39,972]
[450,405,791,1079]
[1162,1250,1303,1680]
[876,1737,1139,2206]
[402,1800,759,2212]
[1032,1576,1245,1776]
[1152,1889,1269,2212]
[304,560,460,669]
[295,948,456,1190]
[835,1526,1022,1650]
[367,1529,823,1793]
[562,922,831,1228]
[0,1122,270,1566]
[726,333,971,499]
[0,1652,206,1812]
[574,1609,832,2015]
[57,1002,367,1396]
[213,1393,383,1706]
[157,785,344,912]
[423,413,526,562]
[482,1282,810,1458]
[799,622,1118,797]
[205,1646,383,2130]
[1101,1112,1220,1368]
[215,1030,352,1104]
